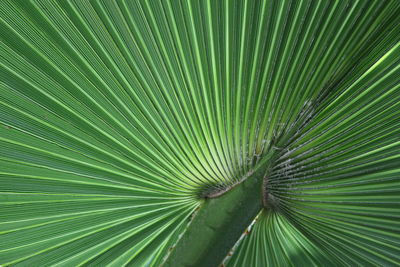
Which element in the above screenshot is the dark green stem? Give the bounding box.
[162,156,273,267]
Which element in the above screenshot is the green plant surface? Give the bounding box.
[163,154,275,267]
[0,0,399,266]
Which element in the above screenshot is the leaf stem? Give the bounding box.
[162,155,274,267]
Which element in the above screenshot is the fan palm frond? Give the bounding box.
[0,0,399,266]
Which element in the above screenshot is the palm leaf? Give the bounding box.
[0,0,399,266]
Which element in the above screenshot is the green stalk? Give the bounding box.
[162,155,274,267]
